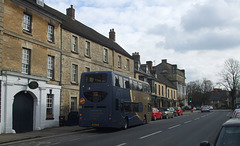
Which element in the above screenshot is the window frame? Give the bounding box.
[126,59,129,71]
[118,55,121,68]
[22,48,31,74]
[72,35,78,53]
[47,24,54,42]
[103,48,108,63]
[47,55,54,79]
[46,93,54,119]
[85,67,90,72]
[85,41,90,57]
[23,13,32,33]
[70,97,77,111]
[71,64,78,83]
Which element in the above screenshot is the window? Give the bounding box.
[126,59,129,71]
[168,89,170,98]
[162,86,164,96]
[154,84,157,94]
[132,80,137,90]
[22,48,30,74]
[48,24,54,42]
[47,56,54,79]
[46,93,54,119]
[85,67,90,72]
[85,73,107,83]
[159,85,160,96]
[123,78,130,89]
[115,75,120,87]
[103,48,108,62]
[72,64,78,83]
[36,0,44,7]
[23,13,32,33]
[85,41,90,57]
[118,56,121,68]
[72,36,78,52]
[119,76,123,88]
[138,82,143,91]
[71,97,77,111]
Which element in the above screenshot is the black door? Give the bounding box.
[13,91,33,133]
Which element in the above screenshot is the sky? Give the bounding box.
[45,0,240,86]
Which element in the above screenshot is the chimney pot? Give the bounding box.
[66,5,75,19]
[146,61,153,72]
[109,28,116,41]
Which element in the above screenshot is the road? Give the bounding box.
[7,110,231,146]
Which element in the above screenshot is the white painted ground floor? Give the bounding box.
[0,71,61,134]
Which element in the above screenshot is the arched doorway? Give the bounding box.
[13,91,33,133]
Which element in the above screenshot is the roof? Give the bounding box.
[222,118,240,127]
[135,68,176,89]
[209,91,229,101]
[15,0,132,58]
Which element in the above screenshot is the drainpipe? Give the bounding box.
[59,24,63,117]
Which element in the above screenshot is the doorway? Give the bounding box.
[13,91,33,133]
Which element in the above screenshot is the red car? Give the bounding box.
[151,107,162,121]
[173,107,183,116]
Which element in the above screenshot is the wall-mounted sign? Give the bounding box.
[28,81,39,89]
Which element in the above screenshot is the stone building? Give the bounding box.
[154,59,186,106]
[132,52,177,108]
[0,0,134,133]
[57,5,134,117]
[0,0,61,133]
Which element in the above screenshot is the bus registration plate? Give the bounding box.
[92,123,99,126]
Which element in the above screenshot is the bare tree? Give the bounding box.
[219,58,240,108]
[187,79,213,106]
[201,78,213,93]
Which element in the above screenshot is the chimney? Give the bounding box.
[146,61,153,72]
[132,52,140,62]
[162,59,167,64]
[109,28,116,41]
[66,5,75,19]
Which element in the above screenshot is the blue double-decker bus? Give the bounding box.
[79,71,151,129]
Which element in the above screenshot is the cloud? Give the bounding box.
[45,0,240,84]
[148,0,240,52]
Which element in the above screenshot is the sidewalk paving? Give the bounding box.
[0,125,90,144]
[0,110,198,144]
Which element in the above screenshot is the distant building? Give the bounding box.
[132,53,177,108]
[209,88,230,109]
[154,59,187,106]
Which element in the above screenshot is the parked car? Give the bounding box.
[200,118,240,146]
[234,112,240,118]
[169,107,178,117]
[173,107,183,116]
[235,103,240,109]
[230,109,240,118]
[151,108,162,121]
[201,105,210,112]
[159,108,174,119]
[196,106,201,110]
[209,105,213,110]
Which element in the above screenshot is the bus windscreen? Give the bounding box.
[85,73,107,83]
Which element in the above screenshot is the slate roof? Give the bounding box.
[135,67,176,89]
[15,0,132,58]
[209,91,229,101]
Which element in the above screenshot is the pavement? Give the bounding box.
[0,125,91,145]
[0,110,196,145]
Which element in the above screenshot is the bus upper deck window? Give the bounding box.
[85,73,107,83]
